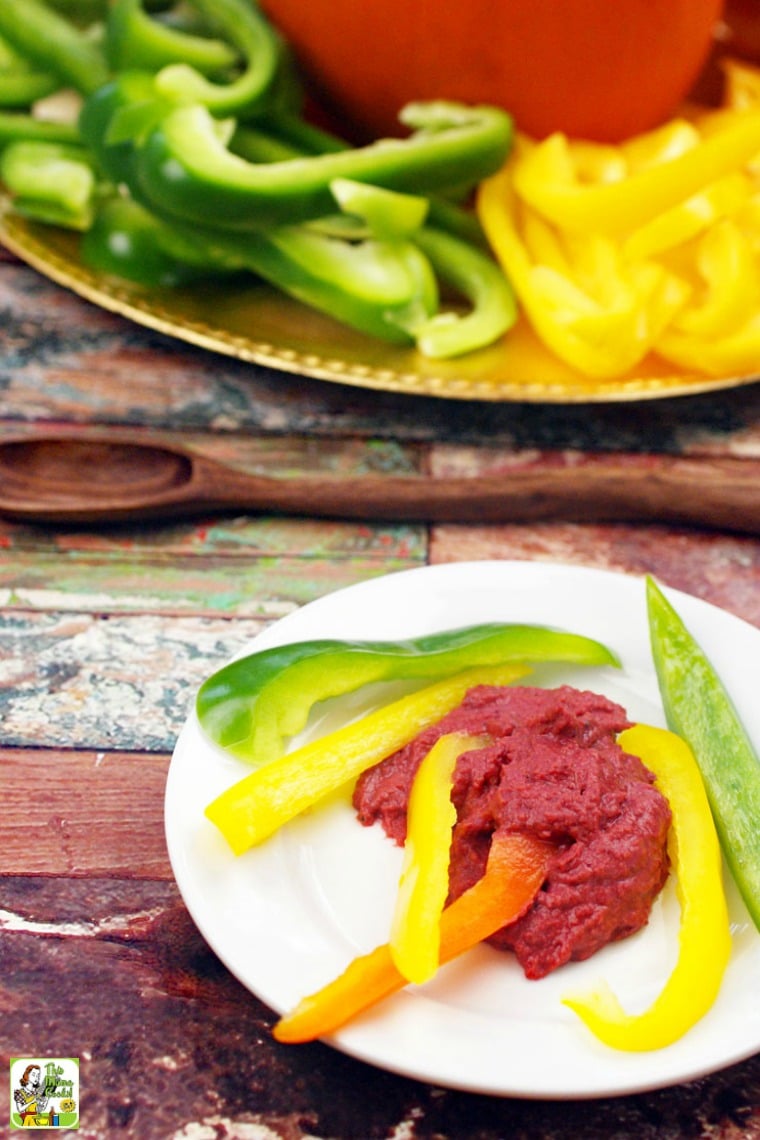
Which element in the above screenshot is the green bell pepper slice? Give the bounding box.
[230,113,488,247]
[106,0,241,77]
[196,621,620,765]
[134,100,513,230]
[0,0,109,96]
[78,70,177,186]
[1,140,97,229]
[0,112,80,150]
[0,71,60,109]
[165,213,439,343]
[243,224,439,343]
[647,575,760,930]
[80,195,238,286]
[0,35,61,108]
[329,179,517,355]
[410,224,518,358]
[46,0,110,18]
[149,0,284,119]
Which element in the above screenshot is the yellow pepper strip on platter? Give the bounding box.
[390,732,488,985]
[205,663,528,854]
[563,724,731,1051]
[476,70,760,382]
[273,830,550,1044]
[621,171,753,262]
[655,213,760,375]
[510,110,760,234]
[722,57,760,113]
[669,217,760,337]
[477,167,687,378]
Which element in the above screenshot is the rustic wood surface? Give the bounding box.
[1,247,759,1139]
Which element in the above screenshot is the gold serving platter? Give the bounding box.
[2,202,759,403]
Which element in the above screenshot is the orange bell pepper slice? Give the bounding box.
[273,830,550,1044]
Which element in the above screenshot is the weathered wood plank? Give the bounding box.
[0,514,426,560]
[1,876,759,1139]
[0,549,423,615]
[0,610,264,751]
[0,423,428,584]
[4,262,760,450]
[0,747,170,877]
[430,521,760,628]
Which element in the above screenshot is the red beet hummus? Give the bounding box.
[353,684,672,980]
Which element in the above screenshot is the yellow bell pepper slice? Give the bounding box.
[671,218,759,337]
[722,57,760,112]
[619,119,701,172]
[622,171,753,262]
[563,723,731,1051]
[511,111,760,234]
[390,732,487,985]
[205,663,528,854]
[564,141,627,185]
[477,170,688,378]
[656,213,760,374]
[273,830,550,1043]
[657,312,760,377]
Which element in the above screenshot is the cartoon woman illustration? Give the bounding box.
[13,1064,50,1127]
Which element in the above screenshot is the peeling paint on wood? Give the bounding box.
[0,611,264,751]
[0,549,424,617]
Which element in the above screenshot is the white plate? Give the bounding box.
[165,560,760,1099]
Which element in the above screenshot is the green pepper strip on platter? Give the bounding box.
[0,0,518,358]
[112,0,286,119]
[105,0,241,78]
[0,140,97,229]
[0,0,109,95]
[0,34,61,108]
[132,100,513,229]
[0,113,81,149]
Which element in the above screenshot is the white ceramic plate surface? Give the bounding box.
[165,560,760,1098]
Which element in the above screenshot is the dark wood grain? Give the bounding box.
[2,876,759,1138]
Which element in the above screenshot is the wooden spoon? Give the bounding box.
[0,435,758,532]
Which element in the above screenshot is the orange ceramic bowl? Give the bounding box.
[261,0,726,142]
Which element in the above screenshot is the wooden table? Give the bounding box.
[1,238,759,1139]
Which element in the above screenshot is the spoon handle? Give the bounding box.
[197,452,760,534]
